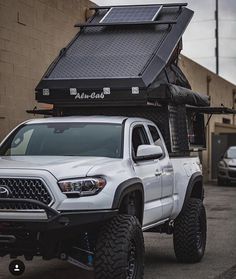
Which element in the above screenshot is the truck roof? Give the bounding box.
[25,116,152,125]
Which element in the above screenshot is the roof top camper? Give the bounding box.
[36,3,203,107]
[33,3,235,154]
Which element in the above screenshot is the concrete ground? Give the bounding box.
[0,183,236,279]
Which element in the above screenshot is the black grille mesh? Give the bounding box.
[228,171,236,178]
[0,178,52,210]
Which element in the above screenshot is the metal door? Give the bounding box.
[131,123,163,226]
[211,134,228,179]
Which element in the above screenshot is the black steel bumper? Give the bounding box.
[0,199,118,258]
[0,198,118,232]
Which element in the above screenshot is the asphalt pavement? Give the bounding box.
[0,183,236,279]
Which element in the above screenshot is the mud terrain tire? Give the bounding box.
[173,198,207,263]
[95,215,144,279]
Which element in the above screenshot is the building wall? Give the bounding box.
[0,2,235,180]
[180,55,236,180]
[0,0,93,140]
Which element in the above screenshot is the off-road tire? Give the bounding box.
[173,198,207,263]
[94,215,144,279]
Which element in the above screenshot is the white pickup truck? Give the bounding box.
[0,115,206,279]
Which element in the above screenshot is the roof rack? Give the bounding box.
[89,3,188,10]
[74,20,177,28]
[75,4,179,28]
[187,106,236,114]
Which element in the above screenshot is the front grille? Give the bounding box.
[228,171,236,178]
[0,178,52,210]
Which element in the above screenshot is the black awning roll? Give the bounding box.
[148,83,210,107]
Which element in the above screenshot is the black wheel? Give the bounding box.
[173,198,207,263]
[94,215,144,279]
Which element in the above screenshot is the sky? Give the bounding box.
[93,0,236,85]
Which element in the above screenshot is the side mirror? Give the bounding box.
[135,145,163,162]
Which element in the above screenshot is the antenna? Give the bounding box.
[215,0,219,75]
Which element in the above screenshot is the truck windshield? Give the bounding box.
[0,123,123,158]
[225,148,236,159]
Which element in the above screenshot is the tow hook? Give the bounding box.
[9,259,25,276]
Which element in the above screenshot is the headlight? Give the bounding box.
[218,161,227,167]
[58,177,106,197]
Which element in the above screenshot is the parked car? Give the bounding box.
[217,146,236,185]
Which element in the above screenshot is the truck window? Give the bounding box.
[0,123,123,159]
[132,125,150,156]
[4,128,34,156]
[148,125,165,153]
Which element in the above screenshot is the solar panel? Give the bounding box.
[100,5,163,24]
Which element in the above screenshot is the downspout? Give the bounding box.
[233,89,236,125]
[207,75,212,181]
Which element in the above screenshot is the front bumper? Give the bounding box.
[0,198,118,258]
[218,166,236,181]
[0,198,118,232]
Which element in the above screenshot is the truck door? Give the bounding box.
[147,125,175,219]
[131,124,163,227]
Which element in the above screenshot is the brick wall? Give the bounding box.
[0,0,92,140]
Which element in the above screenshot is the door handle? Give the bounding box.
[155,171,162,177]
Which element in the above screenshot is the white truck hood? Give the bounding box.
[0,156,121,180]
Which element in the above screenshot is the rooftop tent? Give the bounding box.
[35,3,200,107]
[33,3,230,154]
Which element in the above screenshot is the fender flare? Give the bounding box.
[112,178,144,222]
[182,172,204,210]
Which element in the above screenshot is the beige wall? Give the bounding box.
[180,55,236,180]
[1,2,235,180]
[0,0,93,140]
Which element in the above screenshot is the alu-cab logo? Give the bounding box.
[0,186,10,198]
[70,88,111,100]
[74,92,105,100]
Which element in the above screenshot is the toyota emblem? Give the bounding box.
[0,186,10,198]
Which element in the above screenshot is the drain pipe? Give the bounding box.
[206,75,212,181]
[233,89,236,125]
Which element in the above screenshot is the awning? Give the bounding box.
[187,106,236,114]
[148,83,210,107]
